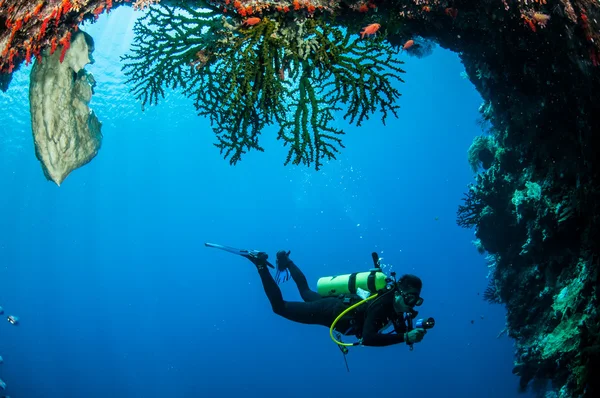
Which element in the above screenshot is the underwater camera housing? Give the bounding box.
[415,317,435,330]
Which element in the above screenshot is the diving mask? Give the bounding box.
[399,290,424,307]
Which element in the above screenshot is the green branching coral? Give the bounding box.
[121,3,405,169]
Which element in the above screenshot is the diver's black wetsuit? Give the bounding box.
[257,262,408,347]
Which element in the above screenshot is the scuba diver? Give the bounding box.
[206,243,431,348]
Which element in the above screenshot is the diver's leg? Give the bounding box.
[257,266,287,312]
[257,267,337,325]
[273,299,341,325]
[287,261,322,302]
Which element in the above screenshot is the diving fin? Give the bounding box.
[274,250,292,285]
[205,242,274,268]
[275,267,291,285]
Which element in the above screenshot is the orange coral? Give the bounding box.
[521,15,537,32]
[7,48,17,73]
[50,37,58,55]
[25,40,32,65]
[93,5,104,19]
[59,31,72,63]
[38,16,50,40]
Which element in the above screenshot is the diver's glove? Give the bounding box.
[276,250,292,268]
[247,251,270,269]
[405,328,427,344]
[275,250,292,284]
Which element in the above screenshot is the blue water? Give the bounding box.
[0,7,530,398]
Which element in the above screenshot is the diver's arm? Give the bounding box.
[360,294,406,347]
[361,322,406,346]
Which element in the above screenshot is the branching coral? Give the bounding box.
[120,3,405,169]
[483,279,502,304]
[1,2,598,395]
[456,185,484,228]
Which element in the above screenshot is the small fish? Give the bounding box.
[403,39,414,51]
[243,17,261,26]
[532,12,550,28]
[360,23,381,39]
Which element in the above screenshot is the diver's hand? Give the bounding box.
[276,250,292,269]
[405,328,427,344]
[247,251,269,267]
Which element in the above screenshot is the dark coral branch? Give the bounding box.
[456,185,484,229]
[483,279,502,304]
[120,4,220,109]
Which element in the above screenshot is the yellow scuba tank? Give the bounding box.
[317,270,388,297]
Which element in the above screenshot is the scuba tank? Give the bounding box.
[328,251,396,363]
[317,252,390,297]
[317,270,388,297]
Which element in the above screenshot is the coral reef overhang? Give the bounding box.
[1,0,600,396]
